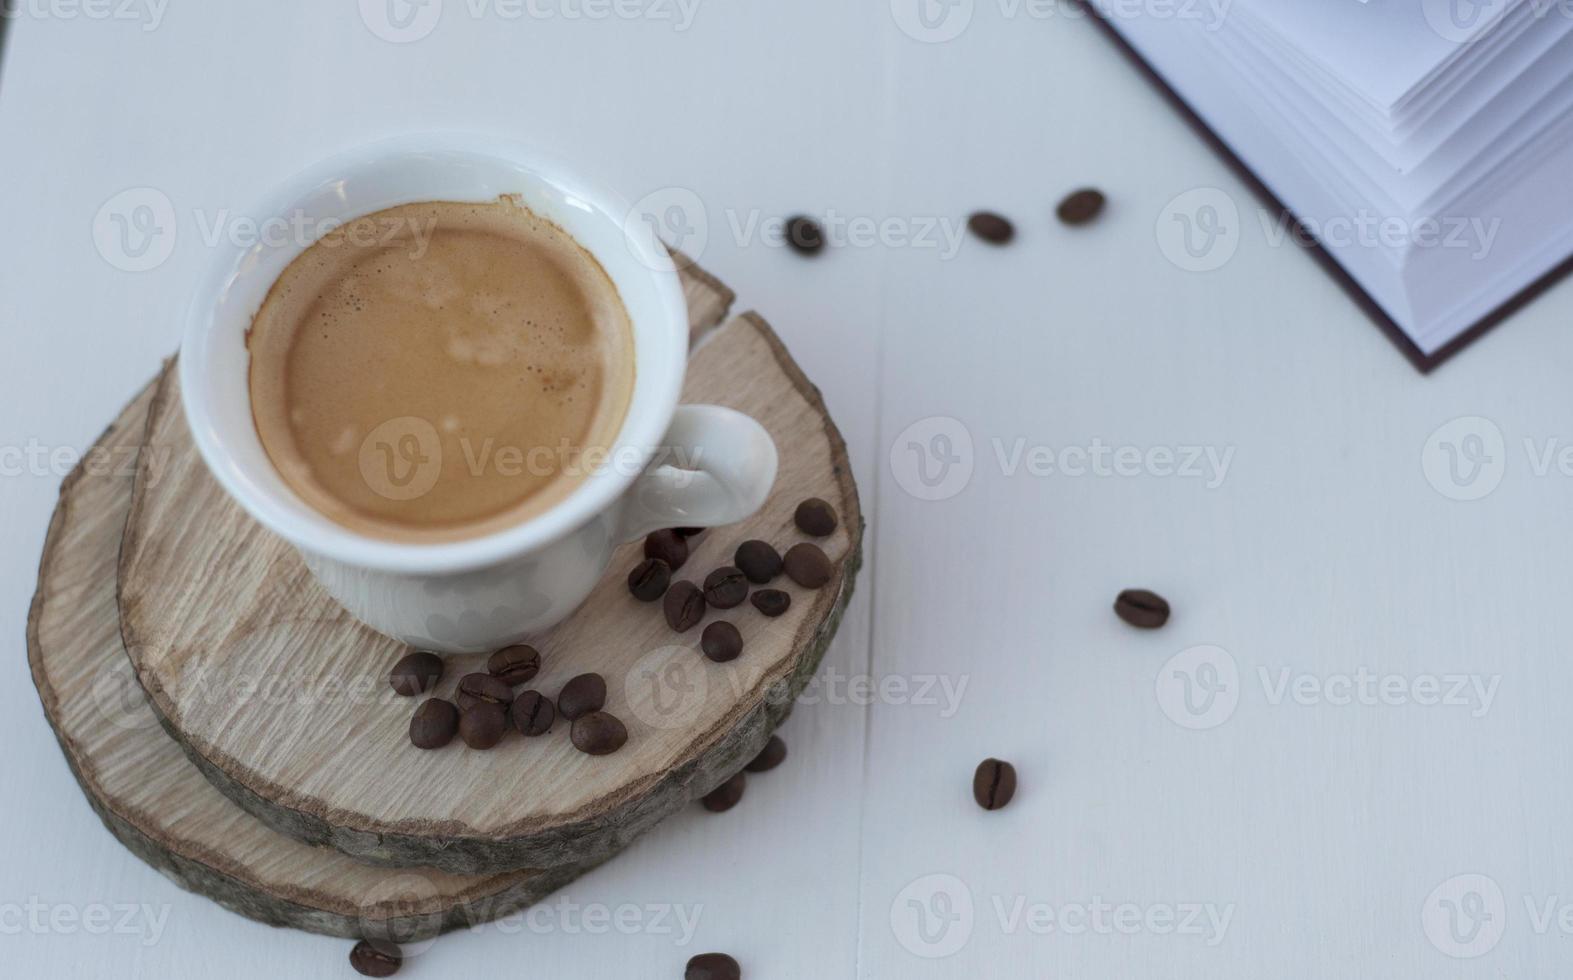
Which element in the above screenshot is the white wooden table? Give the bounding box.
[5,4,1573,977]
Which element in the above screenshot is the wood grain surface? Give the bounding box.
[118,298,862,873]
[25,372,604,940]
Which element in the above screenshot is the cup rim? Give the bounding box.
[178,132,688,576]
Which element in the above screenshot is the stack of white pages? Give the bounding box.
[1099,0,1573,364]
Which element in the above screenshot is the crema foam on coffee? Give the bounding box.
[247,199,635,542]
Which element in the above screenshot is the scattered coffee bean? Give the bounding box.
[734,540,782,584]
[1113,588,1170,628]
[1056,188,1106,226]
[703,566,749,609]
[784,215,824,256]
[456,672,514,711]
[571,711,628,755]
[511,690,555,736]
[973,758,1017,811]
[557,672,608,721]
[645,529,690,571]
[408,698,458,750]
[664,580,707,632]
[628,558,672,601]
[783,543,832,588]
[388,651,442,697]
[459,702,508,750]
[701,621,743,663]
[966,211,1015,245]
[745,735,787,773]
[685,952,742,980]
[750,589,791,617]
[674,526,705,538]
[349,938,402,977]
[487,644,540,686]
[701,771,746,812]
[794,497,838,536]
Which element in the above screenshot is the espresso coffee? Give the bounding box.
[248,199,635,541]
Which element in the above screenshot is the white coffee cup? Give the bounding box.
[179,133,778,653]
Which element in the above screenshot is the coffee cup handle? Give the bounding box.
[617,405,778,542]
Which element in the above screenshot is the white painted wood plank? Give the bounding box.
[858,10,1573,979]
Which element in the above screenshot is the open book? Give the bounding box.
[1087,0,1573,370]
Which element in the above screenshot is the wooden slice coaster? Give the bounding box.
[118,285,863,873]
[26,372,605,940]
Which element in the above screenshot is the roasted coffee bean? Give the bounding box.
[745,735,787,773]
[701,621,743,663]
[644,529,689,571]
[486,644,540,686]
[459,703,508,749]
[664,580,707,632]
[511,690,555,736]
[734,540,782,584]
[701,771,746,812]
[456,672,514,711]
[674,526,705,538]
[571,711,628,755]
[628,558,672,601]
[685,952,742,980]
[750,589,791,617]
[973,758,1018,811]
[966,211,1015,245]
[1056,188,1106,226]
[784,215,825,256]
[1114,588,1170,628]
[703,566,749,609]
[783,543,832,588]
[349,938,402,977]
[388,651,442,697]
[408,698,458,750]
[794,497,838,536]
[557,672,607,721]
